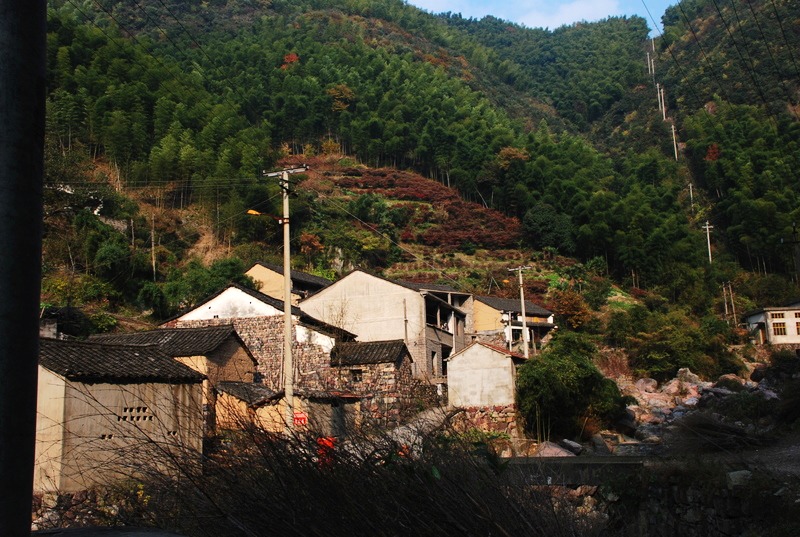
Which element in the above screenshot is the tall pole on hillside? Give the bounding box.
[262,165,308,432]
[0,2,45,534]
[508,266,532,358]
[703,221,714,264]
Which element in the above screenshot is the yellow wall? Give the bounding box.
[34,367,67,493]
[245,264,301,304]
[473,300,504,332]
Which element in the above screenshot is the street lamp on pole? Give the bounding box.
[260,165,308,432]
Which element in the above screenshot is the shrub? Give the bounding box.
[45,423,606,536]
[517,332,629,440]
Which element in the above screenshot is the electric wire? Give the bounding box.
[766,0,800,83]
[741,0,800,121]
[707,0,775,118]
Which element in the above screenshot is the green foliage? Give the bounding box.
[618,307,742,381]
[162,258,255,314]
[516,332,629,439]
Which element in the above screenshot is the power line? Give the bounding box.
[742,0,800,121]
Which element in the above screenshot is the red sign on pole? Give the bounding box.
[293,410,308,426]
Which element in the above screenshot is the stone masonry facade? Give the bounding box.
[169,317,331,393]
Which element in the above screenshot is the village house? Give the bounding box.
[158,283,369,431]
[245,261,331,304]
[446,341,526,437]
[472,295,555,354]
[299,269,472,384]
[329,340,415,426]
[90,325,257,435]
[35,338,204,493]
[214,382,359,436]
[447,341,526,408]
[161,282,355,392]
[743,302,800,347]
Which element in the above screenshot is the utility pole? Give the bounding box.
[722,283,730,323]
[262,165,308,432]
[0,2,46,534]
[656,83,662,112]
[661,87,667,120]
[728,282,737,326]
[703,221,714,263]
[508,266,532,358]
[151,213,157,281]
[672,124,679,161]
[688,182,695,213]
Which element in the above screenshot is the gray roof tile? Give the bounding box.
[39,338,204,384]
[90,325,239,357]
[330,340,410,366]
[476,295,552,317]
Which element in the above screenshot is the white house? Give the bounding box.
[446,341,526,408]
[161,283,355,393]
[743,302,800,345]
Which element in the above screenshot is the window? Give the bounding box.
[117,406,153,422]
[771,312,785,319]
[796,322,800,335]
[773,322,786,336]
[349,369,363,382]
[795,312,800,318]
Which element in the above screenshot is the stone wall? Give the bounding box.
[451,404,521,438]
[174,317,330,392]
[173,317,423,426]
[632,470,779,537]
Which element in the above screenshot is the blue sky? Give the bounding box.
[406,0,675,36]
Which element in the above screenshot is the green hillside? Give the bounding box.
[42,0,800,377]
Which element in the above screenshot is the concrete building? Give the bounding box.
[299,269,471,382]
[473,295,555,354]
[90,325,257,435]
[743,302,800,346]
[446,341,526,408]
[35,339,204,493]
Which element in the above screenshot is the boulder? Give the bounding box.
[635,378,658,393]
[750,362,768,382]
[558,438,584,455]
[727,470,753,489]
[534,441,576,457]
[661,379,684,396]
[677,368,702,384]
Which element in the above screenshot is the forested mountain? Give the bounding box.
[42,0,799,345]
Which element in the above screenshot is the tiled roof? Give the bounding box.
[330,340,410,366]
[250,262,332,289]
[90,325,240,357]
[397,279,467,294]
[474,341,527,360]
[216,381,279,407]
[163,283,355,339]
[39,338,204,384]
[475,295,552,317]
